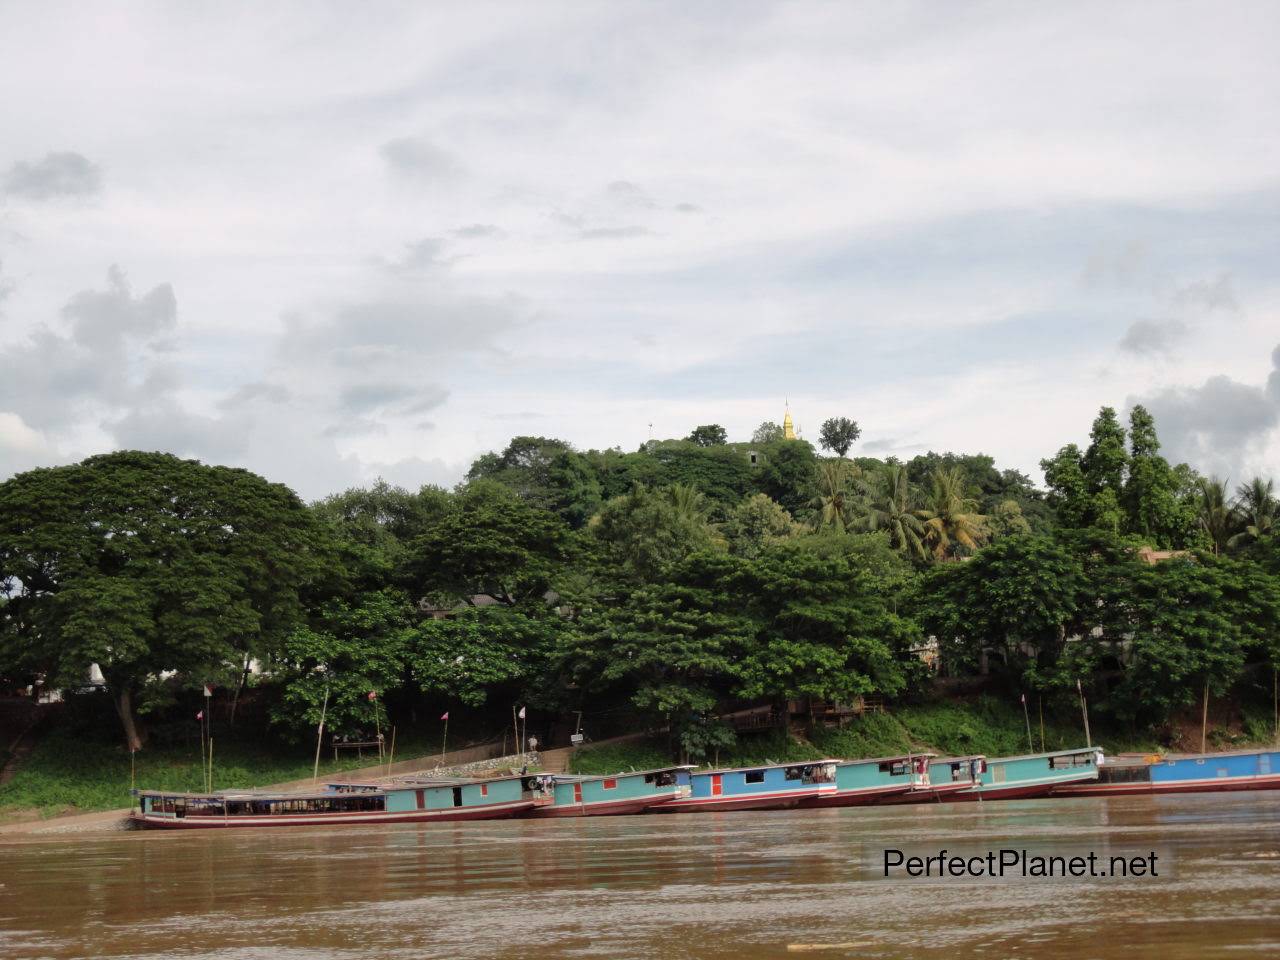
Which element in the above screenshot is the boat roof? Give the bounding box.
[548,765,696,783]
[1151,747,1280,761]
[987,747,1097,764]
[931,754,986,763]
[835,753,937,765]
[694,759,843,776]
[138,787,383,801]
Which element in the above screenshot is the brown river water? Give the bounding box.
[2,793,1279,960]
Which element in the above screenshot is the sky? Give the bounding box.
[1,1,1278,501]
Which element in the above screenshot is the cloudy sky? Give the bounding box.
[2,1,1278,500]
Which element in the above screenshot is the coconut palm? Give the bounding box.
[1195,476,1236,555]
[914,466,987,559]
[1229,476,1277,548]
[664,483,711,524]
[862,464,927,560]
[810,460,861,533]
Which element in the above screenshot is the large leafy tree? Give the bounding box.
[723,493,796,559]
[403,480,572,607]
[587,484,716,585]
[271,589,413,740]
[0,452,332,749]
[753,440,818,516]
[1122,404,1197,547]
[687,424,728,447]
[817,417,861,458]
[466,436,602,528]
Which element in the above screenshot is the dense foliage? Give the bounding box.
[3,406,1278,758]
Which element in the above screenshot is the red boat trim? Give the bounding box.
[528,791,681,818]
[1053,772,1280,797]
[658,785,835,813]
[801,784,915,808]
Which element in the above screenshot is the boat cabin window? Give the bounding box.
[645,771,677,787]
[1049,754,1094,769]
[744,770,766,784]
[480,783,489,797]
[879,761,910,776]
[452,787,463,807]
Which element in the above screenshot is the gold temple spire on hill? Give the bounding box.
[782,401,796,440]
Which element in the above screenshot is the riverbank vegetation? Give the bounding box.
[2,406,1279,814]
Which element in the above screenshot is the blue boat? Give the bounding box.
[133,772,550,829]
[940,747,1100,801]
[528,766,693,817]
[802,754,933,807]
[1053,748,1280,797]
[658,760,839,812]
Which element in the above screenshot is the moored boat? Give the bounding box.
[132,772,550,829]
[872,754,985,804]
[801,754,933,808]
[941,747,1100,801]
[1052,748,1280,797]
[657,760,839,813]
[528,766,694,817]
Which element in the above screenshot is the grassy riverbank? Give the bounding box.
[0,725,446,821]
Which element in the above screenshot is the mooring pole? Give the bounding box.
[1077,679,1092,748]
[312,685,329,784]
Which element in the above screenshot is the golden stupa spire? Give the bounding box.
[782,399,796,440]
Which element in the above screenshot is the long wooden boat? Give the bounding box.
[528,766,694,817]
[870,754,984,804]
[801,754,933,808]
[132,773,550,829]
[1052,748,1280,797]
[657,760,839,813]
[940,747,1100,802]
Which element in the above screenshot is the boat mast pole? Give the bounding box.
[1200,680,1209,754]
[1021,693,1033,754]
[312,684,330,785]
[1077,679,1092,748]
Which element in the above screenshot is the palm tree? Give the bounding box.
[1196,476,1236,555]
[862,464,927,560]
[1229,476,1277,548]
[664,483,710,523]
[914,466,987,559]
[810,460,861,533]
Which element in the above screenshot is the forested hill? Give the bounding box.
[1,406,1278,764]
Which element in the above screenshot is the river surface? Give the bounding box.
[2,793,1279,959]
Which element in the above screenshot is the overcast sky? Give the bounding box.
[2,1,1278,500]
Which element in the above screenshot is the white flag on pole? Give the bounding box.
[517,706,526,719]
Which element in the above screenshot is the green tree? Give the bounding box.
[752,421,784,445]
[920,535,1085,684]
[1041,444,1092,528]
[1082,406,1127,500]
[0,452,332,749]
[687,424,728,447]
[753,440,818,516]
[724,493,796,558]
[403,480,572,607]
[407,606,556,707]
[915,467,987,559]
[810,460,861,533]
[588,484,717,584]
[1122,405,1197,547]
[1195,476,1237,555]
[271,589,413,740]
[862,464,927,561]
[466,436,602,528]
[1230,476,1277,548]
[818,417,861,458]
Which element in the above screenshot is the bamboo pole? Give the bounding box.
[207,738,214,793]
[1273,668,1278,746]
[1021,694,1033,753]
[1201,681,1209,754]
[1038,696,1046,753]
[312,685,329,784]
[386,727,396,780]
[440,717,448,764]
[512,705,519,763]
[1077,679,1092,748]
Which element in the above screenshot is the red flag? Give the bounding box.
[440,711,449,721]
[196,710,203,721]
[367,691,377,701]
